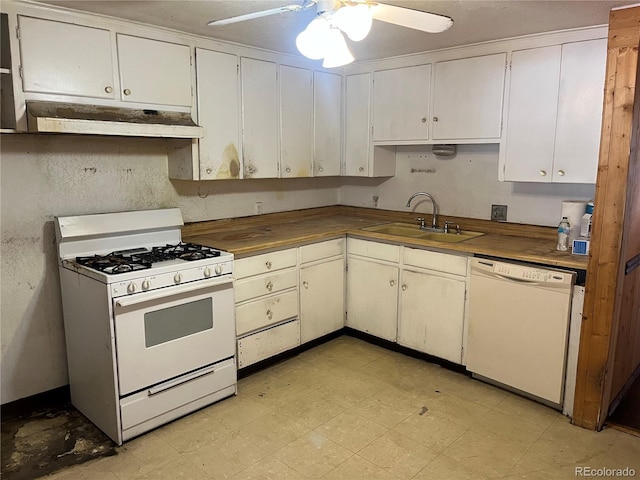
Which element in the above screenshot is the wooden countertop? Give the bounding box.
[183,206,589,270]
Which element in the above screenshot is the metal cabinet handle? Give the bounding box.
[105,86,113,94]
[557,170,565,176]
[359,167,364,172]
[246,166,255,174]
[285,167,291,173]
[265,261,272,269]
[303,281,309,289]
[318,166,324,172]
[539,170,547,176]
[421,117,427,123]
[266,309,273,320]
[266,281,273,291]
[433,116,439,122]
[123,88,131,96]
[390,279,395,287]
[206,168,212,174]
[402,284,407,291]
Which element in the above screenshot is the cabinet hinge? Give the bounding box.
[18,65,23,79]
[345,263,348,272]
[15,27,20,40]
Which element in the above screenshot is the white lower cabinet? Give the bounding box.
[237,320,300,368]
[346,238,468,364]
[299,239,345,343]
[346,239,400,342]
[398,269,466,364]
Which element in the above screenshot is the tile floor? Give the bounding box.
[45,336,640,479]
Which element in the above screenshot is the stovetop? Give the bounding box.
[75,243,222,275]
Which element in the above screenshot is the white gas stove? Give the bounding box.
[55,208,237,445]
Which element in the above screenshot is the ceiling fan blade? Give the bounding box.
[208,3,311,26]
[371,3,453,33]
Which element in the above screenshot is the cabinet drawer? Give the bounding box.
[235,249,297,279]
[404,247,468,277]
[235,268,297,303]
[300,238,345,264]
[120,358,236,432]
[236,289,298,336]
[348,238,400,263]
[238,319,300,368]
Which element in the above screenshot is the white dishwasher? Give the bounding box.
[466,258,575,406]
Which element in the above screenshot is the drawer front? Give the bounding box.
[348,238,400,263]
[404,247,468,277]
[235,249,298,279]
[300,238,345,264]
[236,289,299,336]
[235,268,297,303]
[238,320,300,368]
[120,358,236,431]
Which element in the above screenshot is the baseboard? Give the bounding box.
[1,385,71,423]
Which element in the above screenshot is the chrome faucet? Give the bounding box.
[406,192,439,229]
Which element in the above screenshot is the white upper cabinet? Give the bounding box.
[18,16,115,99]
[553,39,607,183]
[373,64,431,143]
[313,71,342,176]
[432,53,506,141]
[344,73,371,176]
[116,34,192,107]
[18,16,193,108]
[195,48,240,180]
[241,57,279,179]
[502,39,606,183]
[280,65,313,178]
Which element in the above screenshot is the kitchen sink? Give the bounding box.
[362,223,485,243]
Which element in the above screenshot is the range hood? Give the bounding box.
[26,101,203,138]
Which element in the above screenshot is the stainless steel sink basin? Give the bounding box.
[362,223,485,243]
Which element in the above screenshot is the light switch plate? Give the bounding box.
[491,204,508,222]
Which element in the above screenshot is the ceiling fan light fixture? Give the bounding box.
[296,17,329,60]
[321,28,354,68]
[332,4,372,42]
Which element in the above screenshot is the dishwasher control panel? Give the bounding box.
[477,259,573,285]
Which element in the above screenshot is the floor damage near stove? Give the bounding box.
[1,403,116,480]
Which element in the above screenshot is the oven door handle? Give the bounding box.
[114,276,232,308]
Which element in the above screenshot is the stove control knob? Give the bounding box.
[174,273,183,284]
[127,282,137,294]
[203,267,212,278]
[215,265,223,275]
[142,280,150,291]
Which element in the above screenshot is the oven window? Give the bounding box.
[144,298,213,348]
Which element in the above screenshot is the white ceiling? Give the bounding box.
[34,1,635,61]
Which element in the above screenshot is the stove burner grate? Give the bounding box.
[75,243,222,274]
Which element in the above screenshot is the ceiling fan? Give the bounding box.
[208,1,454,68]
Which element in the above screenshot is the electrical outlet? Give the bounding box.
[491,204,508,222]
[254,202,263,215]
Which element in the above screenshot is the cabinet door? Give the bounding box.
[346,257,398,341]
[241,58,279,178]
[553,39,607,184]
[432,53,506,140]
[196,49,240,180]
[373,65,430,142]
[344,73,370,176]
[117,34,192,107]
[398,269,465,364]
[313,71,342,176]
[300,258,345,343]
[280,65,313,178]
[18,16,115,99]
[503,46,561,182]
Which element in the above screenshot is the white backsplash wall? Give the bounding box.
[0,134,340,404]
[339,144,596,227]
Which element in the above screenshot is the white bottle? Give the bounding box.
[557,217,570,251]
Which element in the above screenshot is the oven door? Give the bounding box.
[113,276,235,396]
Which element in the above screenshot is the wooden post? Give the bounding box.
[572,5,640,430]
